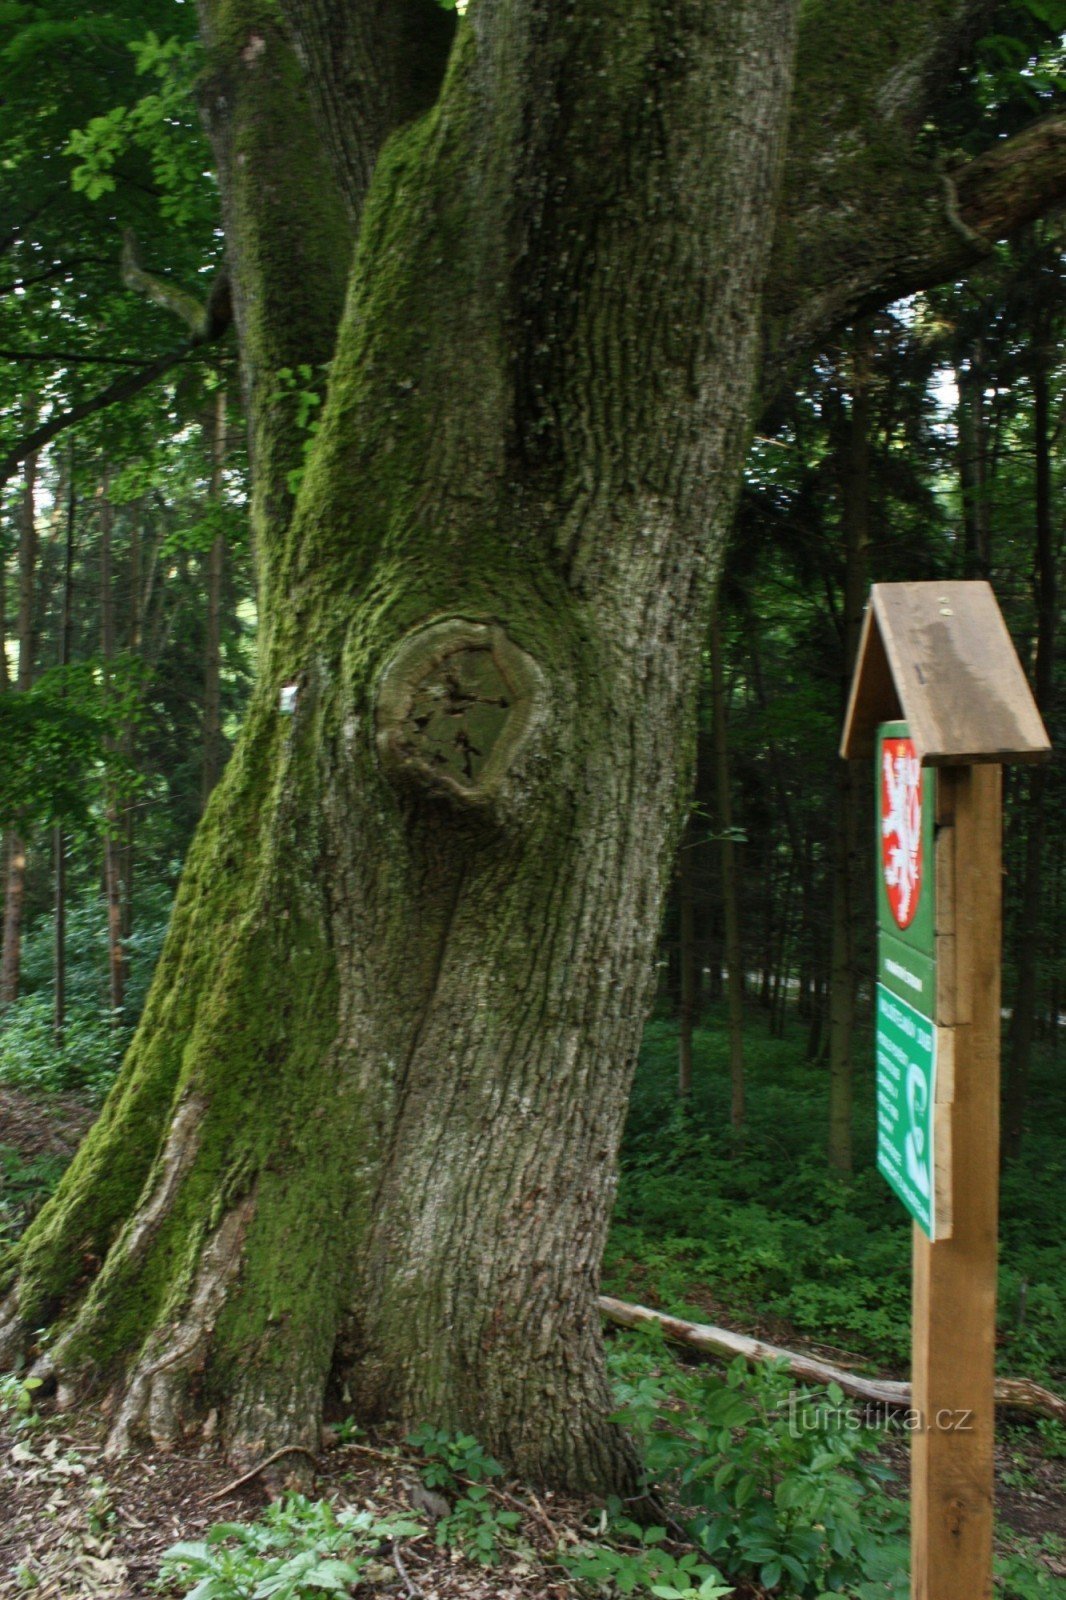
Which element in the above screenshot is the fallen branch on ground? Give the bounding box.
[205,1443,318,1501]
[598,1295,1066,1423]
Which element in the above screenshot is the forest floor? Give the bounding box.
[0,1406,629,1600]
[0,1044,1063,1598]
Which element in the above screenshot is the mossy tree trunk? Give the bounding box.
[2,0,1064,1495]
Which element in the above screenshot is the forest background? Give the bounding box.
[0,1,1063,1596]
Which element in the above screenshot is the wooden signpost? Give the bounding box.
[841,582,1051,1600]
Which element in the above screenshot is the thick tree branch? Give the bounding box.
[121,231,218,338]
[953,113,1066,241]
[764,110,1066,382]
[599,1297,1066,1424]
[759,0,1065,385]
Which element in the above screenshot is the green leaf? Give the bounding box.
[734,1473,757,1507]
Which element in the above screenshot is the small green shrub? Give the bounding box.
[995,1532,1065,1599]
[605,1332,909,1600]
[563,1521,733,1597]
[0,994,123,1099]
[158,1494,423,1599]
[0,1373,45,1432]
[0,1145,69,1244]
[405,1426,523,1565]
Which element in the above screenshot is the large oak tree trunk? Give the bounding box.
[0,0,796,1491]
[2,0,1060,1495]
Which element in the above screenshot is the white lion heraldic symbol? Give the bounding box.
[882,743,922,927]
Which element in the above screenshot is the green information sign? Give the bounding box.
[875,985,937,1237]
[875,721,938,1238]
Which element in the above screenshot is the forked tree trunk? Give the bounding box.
[0,0,1046,1495]
[0,0,797,1491]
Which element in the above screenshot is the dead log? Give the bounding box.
[597,1295,1066,1423]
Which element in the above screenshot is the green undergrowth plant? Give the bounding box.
[0,994,122,1099]
[0,882,175,1102]
[0,1146,69,1246]
[0,1372,44,1433]
[994,1531,1065,1599]
[604,1329,910,1600]
[158,1495,424,1600]
[562,1518,734,1598]
[405,1424,526,1565]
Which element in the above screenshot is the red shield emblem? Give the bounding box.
[881,736,923,930]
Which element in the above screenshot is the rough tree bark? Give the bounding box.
[2,0,1065,1495]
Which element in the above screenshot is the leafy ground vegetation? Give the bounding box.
[606,1015,1066,1387]
[0,1006,1061,1599]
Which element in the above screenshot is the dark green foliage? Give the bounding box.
[0,1148,68,1249]
[0,882,173,1097]
[607,1015,1066,1381]
[0,659,141,832]
[604,1334,910,1599]
[406,1427,524,1565]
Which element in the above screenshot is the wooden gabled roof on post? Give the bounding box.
[841,581,1051,766]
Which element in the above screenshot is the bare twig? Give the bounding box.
[333,1438,397,1464]
[390,1540,423,1598]
[204,1444,318,1502]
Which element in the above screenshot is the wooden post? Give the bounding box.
[840,582,1051,1600]
[911,763,1001,1600]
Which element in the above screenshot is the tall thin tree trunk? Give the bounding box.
[202,388,228,810]
[119,499,143,945]
[677,816,698,1100]
[827,330,871,1174]
[710,604,744,1132]
[771,864,795,1037]
[1005,331,1056,1159]
[53,467,77,1045]
[0,445,38,1007]
[99,477,124,1017]
[957,341,992,580]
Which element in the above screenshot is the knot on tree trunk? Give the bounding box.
[375,619,546,810]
